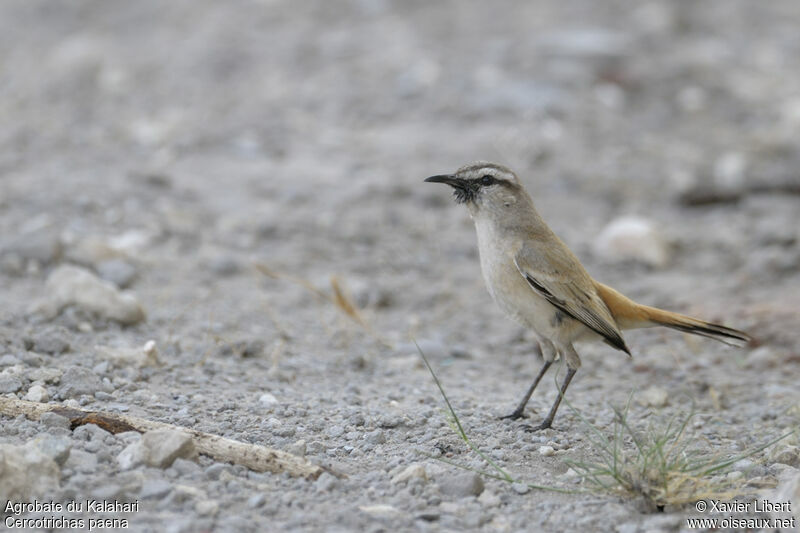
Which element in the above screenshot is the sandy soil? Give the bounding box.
[1,1,799,532]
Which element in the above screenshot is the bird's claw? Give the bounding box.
[522,422,552,432]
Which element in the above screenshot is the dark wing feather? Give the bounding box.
[514,251,630,355]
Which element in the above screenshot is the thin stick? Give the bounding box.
[0,397,338,480]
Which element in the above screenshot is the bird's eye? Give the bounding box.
[480,175,494,186]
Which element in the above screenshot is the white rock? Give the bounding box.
[637,386,669,408]
[391,463,428,484]
[43,265,145,325]
[195,499,219,517]
[258,392,279,406]
[141,429,196,468]
[117,441,146,471]
[24,384,50,403]
[359,504,401,518]
[538,445,556,457]
[0,442,61,501]
[96,340,160,368]
[594,216,670,268]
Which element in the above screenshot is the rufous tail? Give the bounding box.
[594,282,751,347]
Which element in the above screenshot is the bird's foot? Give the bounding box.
[522,421,552,432]
[499,410,527,421]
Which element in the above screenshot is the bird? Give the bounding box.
[424,162,751,430]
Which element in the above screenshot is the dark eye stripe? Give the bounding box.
[480,175,494,185]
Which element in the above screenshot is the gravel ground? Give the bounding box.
[2,1,800,532]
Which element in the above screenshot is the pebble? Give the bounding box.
[23,326,71,354]
[140,429,197,468]
[195,499,219,516]
[117,441,146,471]
[24,384,50,403]
[771,446,800,468]
[315,472,339,492]
[259,392,279,406]
[96,341,161,368]
[40,412,72,430]
[0,441,61,501]
[1,231,62,266]
[538,445,555,457]
[366,430,386,444]
[593,216,670,268]
[327,425,345,438]
[0,374,23,393]
[637,386,669,408]
[510,482,530,495]
[59,366,103,398]
[35,435,72,466]
[64,449,99,473]
[96,258,138,288]
[438,472,484,498]
[42,265,146,325]
[391,463,428,484]
[287,440,307,457]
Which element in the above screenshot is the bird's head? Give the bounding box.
[425,162,525,214]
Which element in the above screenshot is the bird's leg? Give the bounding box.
[500,360,552,420]
[524,367,577,431]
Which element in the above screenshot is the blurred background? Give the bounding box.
[2,0,798,343]
[1,1,799,529]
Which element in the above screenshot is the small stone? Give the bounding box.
[378,415,402,428]
[24,326,71,354]
[392,463,428,484]
[2,231,62,265]
[478,490,501,507]
[96,342,160,368]
[745,346,778,370]
[195,499,219,516]
[63,448,98,473]
[24,384,50,403]
[204,463,232,480]
[327,425,345,438]
[538,445,555,457]
[140,429,196,468]
[0,374,23,393]
[0,441,61,501]
[259,392,279,406]
[0,354,21,366]
[771,446,800,468]
[42,265,145,325]
[27,367,62,383]
[359,504,401,518]
[59,366,103,398]
[35,436,72,466]
[439,472,484,498]
[594,216,670,268]
[40,412,71,430]
[366,430,386,444]
[287,440,306,457]
[117,441,146,470]
[511,482,530,495]
[96,259,138,288]
[727,471,744,481]
[315,472,339,492]
[247,494,266,508]
[637,386,669,408]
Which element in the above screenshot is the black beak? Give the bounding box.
[424,175,464,188]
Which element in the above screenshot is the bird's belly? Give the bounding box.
[480,255,572,340]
